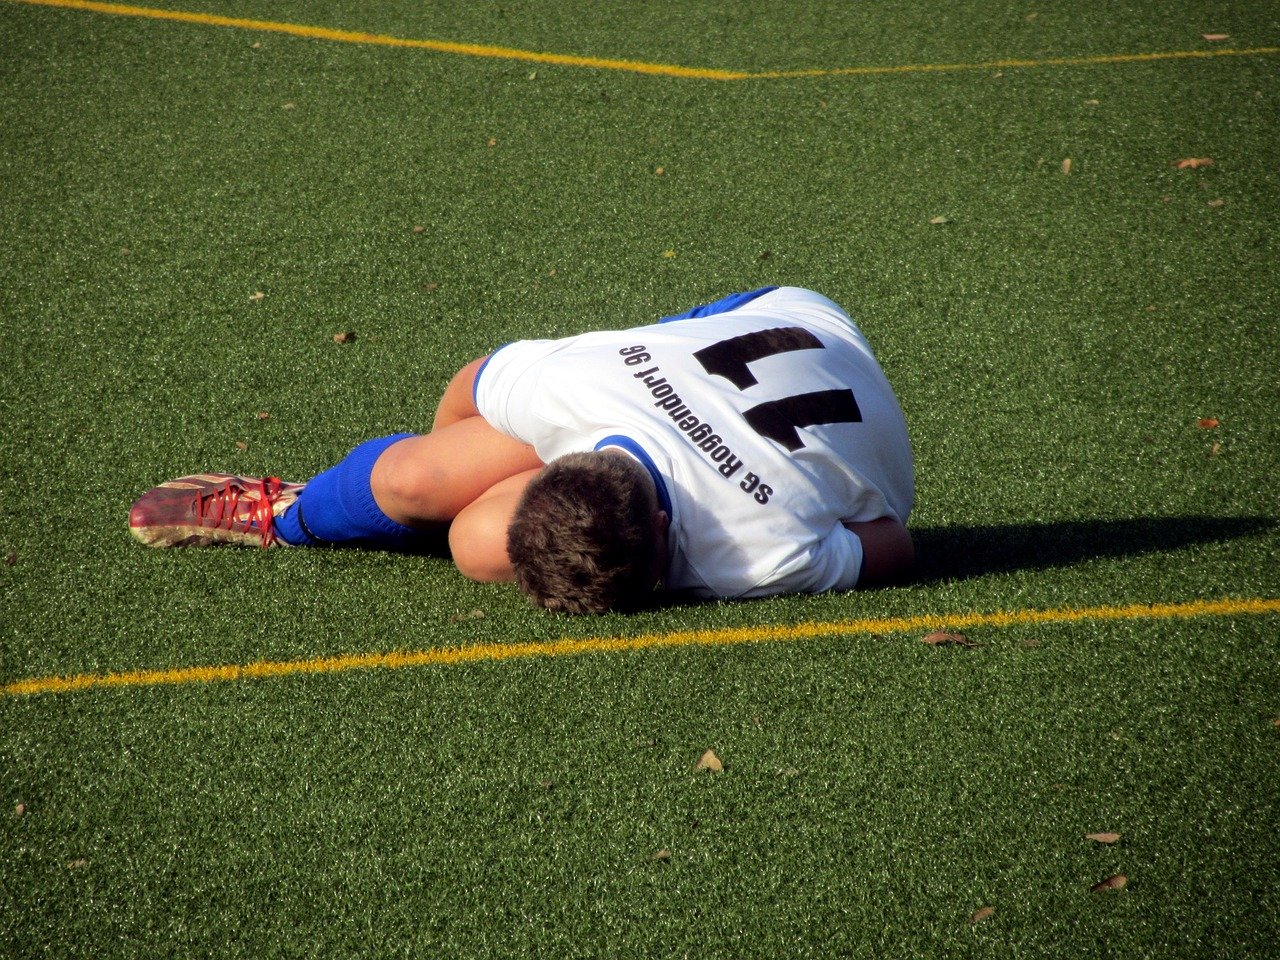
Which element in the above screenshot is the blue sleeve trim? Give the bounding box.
[658,286,779,324]
[593,434,673,517]
[471,343,511,408]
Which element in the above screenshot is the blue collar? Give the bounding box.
[594,435,673,517]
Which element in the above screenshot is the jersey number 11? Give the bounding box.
[693,327,862,452]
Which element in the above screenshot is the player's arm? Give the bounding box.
[447,468,543,582]
[432,356,488,432]
[843,517,915,586]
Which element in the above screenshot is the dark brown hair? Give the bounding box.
[506,451,660,614]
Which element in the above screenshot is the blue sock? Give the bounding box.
[275,433,429,548]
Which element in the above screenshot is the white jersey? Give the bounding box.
[474,287,914,599]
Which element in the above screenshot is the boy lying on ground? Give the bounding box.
[130,286,915,613]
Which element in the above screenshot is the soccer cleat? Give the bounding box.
[129,473,304,548]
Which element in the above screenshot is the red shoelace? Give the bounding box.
[195,476,284,547]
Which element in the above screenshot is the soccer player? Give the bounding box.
[130,287,915,612]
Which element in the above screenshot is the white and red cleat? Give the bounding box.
[129,473,303,548]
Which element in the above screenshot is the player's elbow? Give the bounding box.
[448,510,516,583]
[846,517,915,587]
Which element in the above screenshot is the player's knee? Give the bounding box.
[373,446,450,523]
[381,471,435,519]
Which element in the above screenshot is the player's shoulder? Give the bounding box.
[750,287,862,334]
[758,286,843,310]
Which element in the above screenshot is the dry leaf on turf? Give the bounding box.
[929,215,952,225]
[235,441,249,452]
[1061,158,1072,175]
[413,225,425,234]
[1207,198,1225,208]
[14,802,25,817]
[248,291,265,303]
[1086,832,1122,844]
[1202,33,1229,41]
[1175,157,1214,170]
[1197,417,1219,429]
[66,859,88,869]
[694,749,724,773]
[649,848,672,862]
[922,630,975,647]
[1091,874,1128,892]
[969,906,995,924]
[333,331,356,344]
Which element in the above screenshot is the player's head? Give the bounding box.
[506,451,669,614]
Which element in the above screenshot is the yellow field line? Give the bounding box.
[753,47,1280,79]
[7,0,749,79]
[10,0,1280,80]
[4,597,1278,698]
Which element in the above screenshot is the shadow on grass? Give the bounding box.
[909,516,1277,584]
[388,515,1274,614]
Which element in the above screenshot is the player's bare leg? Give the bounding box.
[130,356,542,550]
[370,418,543,528]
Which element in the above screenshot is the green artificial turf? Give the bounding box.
[2,1,1279,956]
